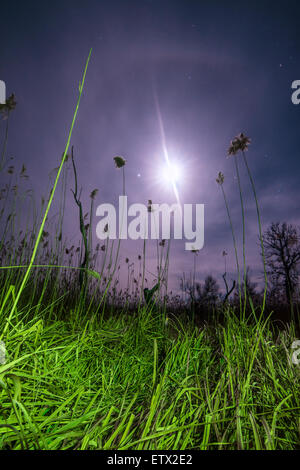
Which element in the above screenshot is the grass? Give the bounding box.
[0,52,299,451]
[0,308,299,450]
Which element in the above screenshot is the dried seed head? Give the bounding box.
[0,94,17,116]
[113,156,126,169]
[216,172,225,185]
[90,189,99,200]
[228,133,251,156]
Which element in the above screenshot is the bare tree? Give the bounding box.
[195,275,220,307]
[263,222,300,304]
[181,275,220,308]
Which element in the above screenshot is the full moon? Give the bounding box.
[162,162,181,185]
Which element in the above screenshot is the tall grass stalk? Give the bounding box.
[1,49,92,337]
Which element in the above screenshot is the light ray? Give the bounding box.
[152,85,181,207]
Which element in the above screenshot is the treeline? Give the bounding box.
[181,222,300,324]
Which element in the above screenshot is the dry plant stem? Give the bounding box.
[109,166,125,282]
[220,184,242,312]
[234,155,247,319]
[242,150,268,314]
[71,148,89,289]
[0,113,10,171]
[99,166,126,315]
[141,237,146,302]
[88,197,94,259]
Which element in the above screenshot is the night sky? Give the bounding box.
[1,0,300,292]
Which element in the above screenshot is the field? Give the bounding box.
[0,52,299,451]
[0,302,299,450]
